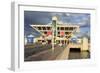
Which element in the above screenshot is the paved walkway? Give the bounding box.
[25,45,65,61]
[56,45,70,60]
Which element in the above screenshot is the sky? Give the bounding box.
[24,11,90,38]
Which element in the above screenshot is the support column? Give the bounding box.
[52,28,54,53]
[81,37,89,51]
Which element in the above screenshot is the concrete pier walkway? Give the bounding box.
[56,46,70,60]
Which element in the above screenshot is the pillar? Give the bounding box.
[81,37,89,51]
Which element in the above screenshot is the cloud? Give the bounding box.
[65,13,71,16]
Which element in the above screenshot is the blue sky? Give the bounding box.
[24,11,90,38]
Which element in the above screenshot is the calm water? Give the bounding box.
[68,49,90,59]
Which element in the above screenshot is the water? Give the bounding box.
[68,48,90,59]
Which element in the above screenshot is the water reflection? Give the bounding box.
[68,49,90,59]
[80,51,90,59]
